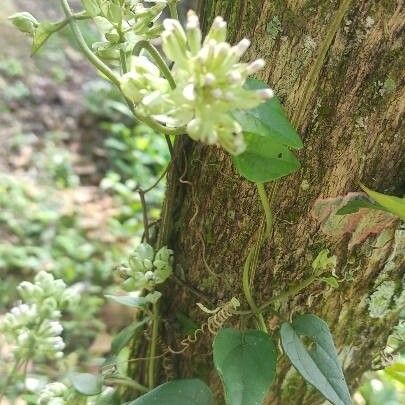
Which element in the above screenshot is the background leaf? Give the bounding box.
[280,314,351,405]
[127,379,214,405]
[69,372,103,396]
[213,328,277,405]
[233,132,300,183]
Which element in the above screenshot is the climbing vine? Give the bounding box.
[4,1,405,404]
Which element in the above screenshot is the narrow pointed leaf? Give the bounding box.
[213,328,277,405]
[280,314,351,405]
[360,184,405,220]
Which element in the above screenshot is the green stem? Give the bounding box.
[60,0,184,136]
[236,273,320,316]
[148,302,160,389]
[168,1,179,20]
[133,40,176,89]
[242,248,268,332]
[60,0,121,87]
[256,183,273,240]
[0,359,24,401]
[120,50,128,74]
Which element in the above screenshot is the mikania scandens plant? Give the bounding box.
[8,1,353,404]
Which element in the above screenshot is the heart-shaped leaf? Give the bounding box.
[213,328,277,405]
[280,314,351,405]
[69,372,103,396]
[238,79,303,150]
[127,379,214,405]
[233,132,300,183]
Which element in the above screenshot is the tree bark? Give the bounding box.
[154,1,404,404]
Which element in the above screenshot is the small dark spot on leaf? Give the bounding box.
[277,153,283,158]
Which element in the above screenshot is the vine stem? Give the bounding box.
[133,40,176,89]
[236,273,320,316]
[242,248,268,332]
[256,183,273,240]
[148,301,160,389]
[60,0,120,87]
[60,0,184,137]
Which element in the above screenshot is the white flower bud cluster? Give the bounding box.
[88,0,168,60]
[38,382,68,405]
[119,243,173,291]
[0,271,79,361]
[121,10,273,155]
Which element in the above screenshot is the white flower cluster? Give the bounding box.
[119,243,173,291]
[38,382,69,405]
[0,271,79,361]
[121,10,272,154]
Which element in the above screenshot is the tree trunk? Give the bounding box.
[153,1,404,403]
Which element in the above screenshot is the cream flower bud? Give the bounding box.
[183,83,196,101]
[204,73,216,86]
[246,58,266,74]
[211,88,222,99]
[257,88,274,99]
[205,16,227,43]
[233,39,251,57]
[186,10,201,54]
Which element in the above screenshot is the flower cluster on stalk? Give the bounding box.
[117,243,173,291]
[121,10,273,154]
[0,271,79,362]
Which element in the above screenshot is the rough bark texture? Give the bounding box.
[156,1,404,404]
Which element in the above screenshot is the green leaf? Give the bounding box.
[127,379,214,405]
[360,184,405,220]
[69,372,103,396]
[336,197,388,215]
[321,277,339,288]
[32,22,54,55]
[105,294,148,308]
[111,318,148,354]
[213,328,277,405]
[239,78,303,149]
[233,132,300,183]
[280,314,351,405]
[81,0,101,17]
